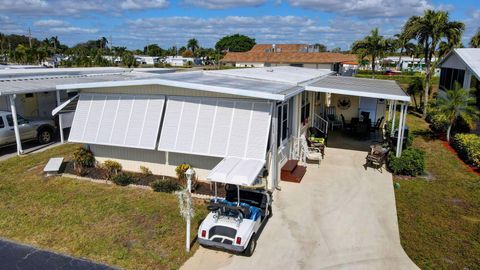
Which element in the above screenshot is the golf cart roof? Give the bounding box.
[207,157,265,186]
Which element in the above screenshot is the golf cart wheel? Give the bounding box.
[244,235,256,257]
[38,128,53,144]
[268,205,273,218]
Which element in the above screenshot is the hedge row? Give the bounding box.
[451,133,480,168]
[354,73,439,85]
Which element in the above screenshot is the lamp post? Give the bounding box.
[185,168,195,252]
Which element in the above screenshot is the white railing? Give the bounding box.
[313,113,329,136]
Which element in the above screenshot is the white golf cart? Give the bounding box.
[198,158,272,256]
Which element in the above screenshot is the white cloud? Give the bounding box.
[0,15,24,34]
[289,0,433,17]
[50,27,99,34]
[34,19,66,27]
[182,0,266,9]
[121,0,169,10]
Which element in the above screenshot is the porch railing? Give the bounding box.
[313,113,329,136]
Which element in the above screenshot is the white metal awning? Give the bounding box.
[305,75,410,102]
[69,93,165,150]
[158,96,272,160]
[207,157,265,186]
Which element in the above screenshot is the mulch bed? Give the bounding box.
[440,141,480,176]
[63,161,227,197]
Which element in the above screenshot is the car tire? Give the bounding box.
[37,128,53,144]
[243,235,256,257]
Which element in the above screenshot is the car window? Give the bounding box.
[0,117,4,128]
[6,114,27,126]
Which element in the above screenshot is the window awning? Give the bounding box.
[158,96,272,160]
[207,157,265,186]
[305,75,410,102]
[69,93,165,150]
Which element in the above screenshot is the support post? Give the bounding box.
[398,104,408,154]
[9,95,23,155]
[56,91,64,144]
[396,103,405,157]
[390,100,397,137]
[270,102,278,190]
[387,100,393,121]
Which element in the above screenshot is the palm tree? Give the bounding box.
[98,37,109,52]
[187,38,199,55]
[431,84,479,142]
[394,32,415,71]
[351,28,394,79]
[470,29,480,48]
[403,9,465,118]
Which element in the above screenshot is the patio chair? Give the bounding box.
[300,135,322,167]
[370,116,384,132]
[364,144,390,172]
[341,114,353,131]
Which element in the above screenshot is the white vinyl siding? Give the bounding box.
[158,96,272,160]
[69,93,165,150]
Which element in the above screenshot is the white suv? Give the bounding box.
[0,111,56,147]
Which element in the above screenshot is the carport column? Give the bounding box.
[9,94,23,155]
[398,103,408,155]
[390,100,397,137]
[396,103,405,157]
[270,102,278,190]
[56,91,64,144]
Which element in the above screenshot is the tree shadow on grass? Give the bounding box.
[412,129,437,142]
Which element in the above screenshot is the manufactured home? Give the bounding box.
[53,66,409,189]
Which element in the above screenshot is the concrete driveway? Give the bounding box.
[182,147,418,270]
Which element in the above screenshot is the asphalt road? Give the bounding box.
[0,238,116,270]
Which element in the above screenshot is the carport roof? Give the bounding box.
[305,75,410,102]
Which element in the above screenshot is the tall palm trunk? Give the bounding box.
[423,41,430,118]
[398,47,404,71]
[371,55,376,79]
[446,123,452,142]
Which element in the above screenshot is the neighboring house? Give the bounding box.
[438,48,480,133]
[220,44,358,75]
[381,56,438,72]
[0,67,172,154]
[163,56,195,67]
[102,55,122,64]
[135,55,161,65]
[53,66,409,190]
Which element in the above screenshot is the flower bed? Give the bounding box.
[63,160,226,197]
[450,133,480,169]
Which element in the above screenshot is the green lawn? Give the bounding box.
[0,144,208,270]
[395,113,480,269]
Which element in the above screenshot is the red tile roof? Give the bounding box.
[221,44,358,64]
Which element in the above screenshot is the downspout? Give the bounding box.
[56,90,64,144]
[270,102,278,191]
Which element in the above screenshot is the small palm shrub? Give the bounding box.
[451,134,480,168]
[150,179,180,193]
[102,160,122,180]
[387,148,425,176]
[72,147,95,175]
[140,165,152,175]
[111,173,135,186]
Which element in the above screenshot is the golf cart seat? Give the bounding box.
[208,199,262,221]
[225,184,268,210]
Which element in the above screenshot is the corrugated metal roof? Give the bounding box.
[57,67,331,101]
[453,48,480,79]
[0,71,161,95]
[306,75,410,102]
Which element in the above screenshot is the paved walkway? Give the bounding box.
[0,238,116,270]
[182,147,419,270]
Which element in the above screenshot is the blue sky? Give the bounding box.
[0,0,478,50]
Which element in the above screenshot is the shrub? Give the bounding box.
[451,134,480,168]
[111,173,135,186]
[150,179,180,193]
[387,148,425,176]
[72,147,95,175]
[175,163,198,189]
[102,160,122,180]
[140,165,152,175]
